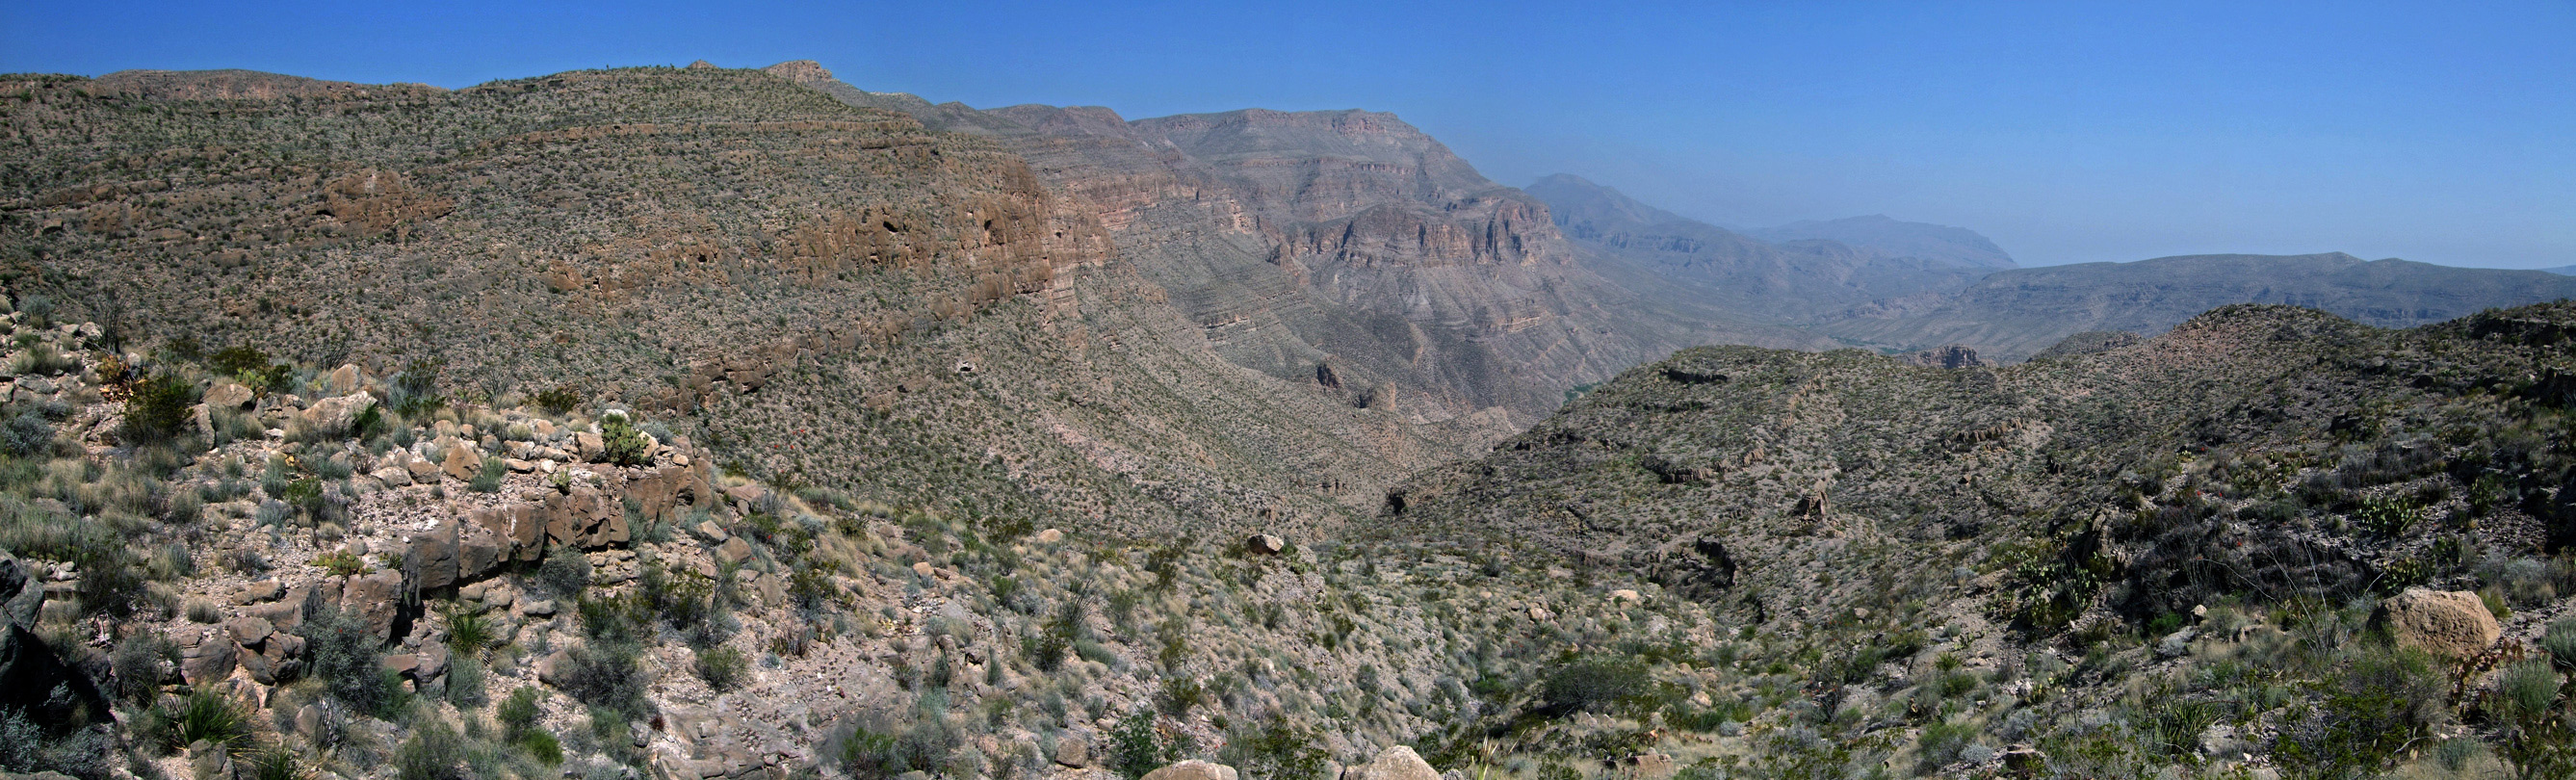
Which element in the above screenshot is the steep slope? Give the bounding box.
[1820,252,2576,361]
[1523,174,1989,324]
[1383,300,2576,777]
[0,65,1502,537]
[769,65,1824,426]
[1747,214,2017,270]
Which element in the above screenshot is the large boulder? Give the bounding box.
[1342,747,1439,780]
[1245,533,1286,555]
[302,391,376,436]
[1142,760,1238,780]
[2370,587,2500,659]
[441,444,483,482]
[203,381,256,411]
[340,569,408,644]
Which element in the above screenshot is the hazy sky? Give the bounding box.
[7,1,2571,268]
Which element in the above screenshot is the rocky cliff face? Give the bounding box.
[774,65,1820,427]
[0,65,1508,540]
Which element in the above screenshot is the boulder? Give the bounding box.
[1246,533,1286,555]
[1621,754,1677,780]
[457,523,506,582]
[228,615,273,646]
[1609,589,1643,604]
[575,431,605,462]
[1035,529,1064,544]
[1141,760,1239,780]
[409,519,462,591]
[180,629,237,685]
[1341,746,1437,780]
[2370,587,2500,658]
[1053,736,1089,767]
[441,445,482,482]
[203,381,255,411]
[302,391,375,435]
[327,364,361,394]
[716,537,755,567]
[403,455,441,481]
[340,569,407,643]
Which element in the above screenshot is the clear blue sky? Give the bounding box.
[7,1,2571,268]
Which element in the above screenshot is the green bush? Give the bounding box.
[10,344,78,377]
[601,412,651,467]
[558,640,650,719]
[241,743,307,780]
[145,687,252,750]
[119,373,196,446]
[1110,708,1167,780]
[110,634,173,704]
[2283,644,2445,775]
[533,386,583,416]
[1538,655,1651,716]
[537,547,591,596]
[2543,617,2576,671]
[305,606,396,717]
[0,406,53,457]
[497,687,544,740]
[393,712,471,780]
[0,707,108,780]
[468,456,506,493]
[1217,721,1326,780]
[446,606,496,657]
[695,645,746,691]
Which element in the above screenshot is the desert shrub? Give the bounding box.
[147,687,251,750]
[533,386,583,416]
[834,725,902,779]
[468,457,505,493]
[0,406,52,457]
[10,344,77,376]
[445,657,488,708]
[305,606,396,716]
[497,687,543,739]
[389,359,445,417]
[537,546,591,596]
[110,633,173,703]
[600,412,650,467]
[1110,708,1168,780]
[0,707,108,780]
[446,606,496,656]
[317,551,364,577]
[1217,720,1326,780]
[1538,655,1651,716]
[521,729,562,766]
[393,711,471,780]
[2281,643,2445,775]
[235,743,305,780]
[2543,617,2576,671]
[695,645,746,691]
[73,544,146,618]
[119,374,196,445]
[2493,660,2563,722]
[558,640,650,718]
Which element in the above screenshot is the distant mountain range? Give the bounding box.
[1524,172,2576,362]
[2544,264,2576,275]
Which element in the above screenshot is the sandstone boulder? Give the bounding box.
[1342,746,1437,780]
[442,445,482,482]
[1142,760,1238,780]
[1246,533,1286,555]
[326,364,360,394]
[341,569,406,643]
[204,381,255,411]
[2370,587,2500,658]
[1053,736,1089,767]
[301,392,376,436]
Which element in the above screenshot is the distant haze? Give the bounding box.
[3,1,2569,269]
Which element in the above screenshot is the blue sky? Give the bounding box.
[6,1,2571,268]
